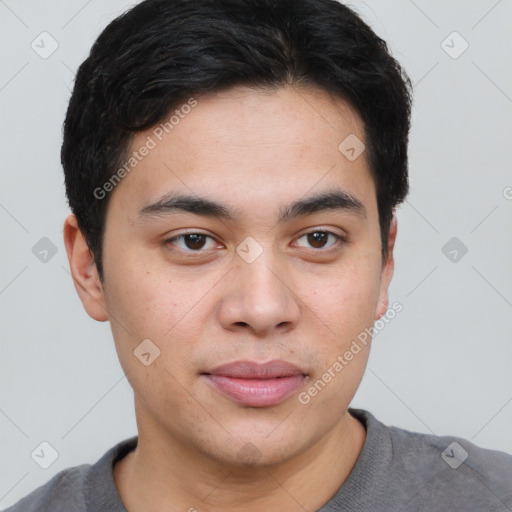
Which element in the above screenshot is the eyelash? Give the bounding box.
[163,230,347,255]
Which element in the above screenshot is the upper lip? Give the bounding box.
[204,360,305,379]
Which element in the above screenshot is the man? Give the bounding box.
[7,0,511,510]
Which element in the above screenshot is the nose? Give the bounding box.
[217,251,301,337]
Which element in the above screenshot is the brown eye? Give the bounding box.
[165,233,216,252]
[182,234,207,250]
[307,232,328,249]
[295,231,345,251]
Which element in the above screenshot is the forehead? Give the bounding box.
[107,84,376,223]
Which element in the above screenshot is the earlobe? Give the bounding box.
[63,214,109,322]
[375,215,397,321]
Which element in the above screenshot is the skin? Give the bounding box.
[64,84,397,512]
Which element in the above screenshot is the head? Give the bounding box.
[63,0,411,467]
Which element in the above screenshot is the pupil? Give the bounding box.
[185,234,205,250]
[308,232,326,249]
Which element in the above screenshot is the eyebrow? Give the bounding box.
[137,189,366,223]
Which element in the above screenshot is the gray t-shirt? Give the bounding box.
[6,409,512,511]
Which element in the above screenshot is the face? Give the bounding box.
[67,84,396,467]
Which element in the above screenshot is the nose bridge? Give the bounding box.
[224,239,300,333]
[243,253,286,302]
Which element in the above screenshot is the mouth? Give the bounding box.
[201,360,308,407]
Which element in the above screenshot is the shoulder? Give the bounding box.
[4,464,89,512]
[350,409,512,511]
[388,420,512,474]
[4,436,137,512]
[387,418,512,509]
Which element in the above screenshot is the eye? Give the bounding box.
[165,233,218,252]
[164,229,346,255]
[294,230,345,251]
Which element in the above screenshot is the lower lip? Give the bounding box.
[204,374,306,407]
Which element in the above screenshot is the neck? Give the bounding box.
[114,409,366,512]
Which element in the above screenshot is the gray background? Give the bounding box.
[1,0,511,508]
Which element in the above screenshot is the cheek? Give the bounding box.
[102,258,211,372]
[102,269,204,411]
[301,269,376,403]
[308,259,381,337]
[103,247,190,335]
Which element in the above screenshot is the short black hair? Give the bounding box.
[62,0,412,282]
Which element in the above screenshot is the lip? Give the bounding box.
[202,360,307,407]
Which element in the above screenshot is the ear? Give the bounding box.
[375,215,397,321]
[63,214,108,322]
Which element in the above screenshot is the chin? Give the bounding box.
[196,421,317,469]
